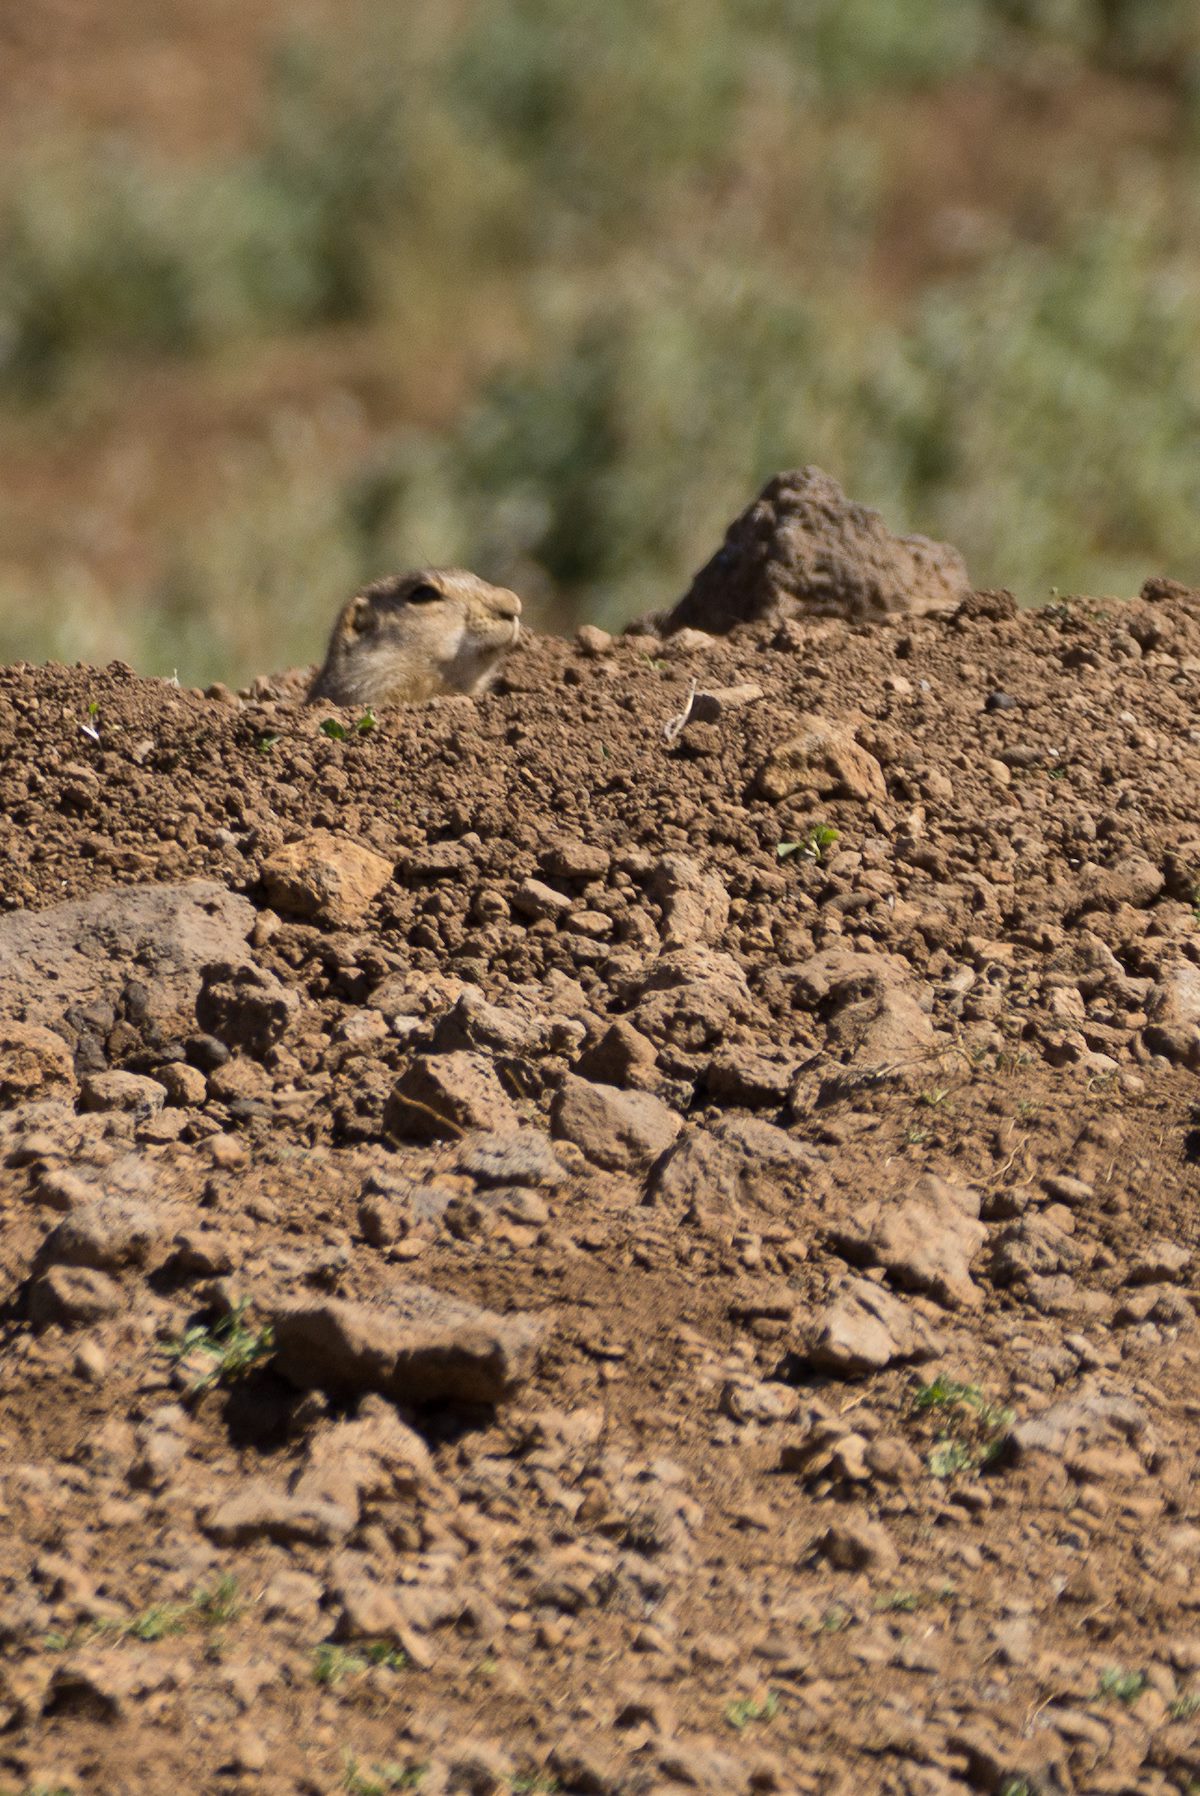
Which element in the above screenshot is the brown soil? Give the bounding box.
[3,585,1200,1795]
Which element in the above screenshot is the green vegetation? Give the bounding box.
[778,824,840,863]
[725,1688,782,1730]
[3,1,1200,683]
[1096,1665,1148,1704]
[910,1375,1015,1477]
[44,1575,248,1653]
[342,1757,427,1795]
[314,1641,408,1687]
[320,710,377,741]
[163,1301,275,1394]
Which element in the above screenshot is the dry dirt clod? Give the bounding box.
[665,465,968,633]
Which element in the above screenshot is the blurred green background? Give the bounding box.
[2,0,1199,685]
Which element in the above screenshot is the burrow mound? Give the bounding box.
[2,576,1200,1794]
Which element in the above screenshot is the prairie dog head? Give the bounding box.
[307,568,522,708]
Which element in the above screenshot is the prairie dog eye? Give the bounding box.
[406,582,442,605]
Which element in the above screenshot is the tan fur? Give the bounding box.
[307,568,522,708]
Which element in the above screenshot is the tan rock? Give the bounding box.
[261,830,393,925]
[755,712,886,804]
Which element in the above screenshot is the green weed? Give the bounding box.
[342,1757,427,1795]
[910,1376,1015,1478]
[777,824,840,863]
[163,1302,274,1394]
[725,1689,781,1730]
[314,1641,407,1687]
[1097,1665,1147,1704]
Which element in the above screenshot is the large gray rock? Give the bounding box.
[270,1281,543,1405]
[665,466,968,634]
[0,881,254,1055]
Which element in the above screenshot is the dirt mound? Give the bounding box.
[664,466,970,633]
[3,580,1200,1793]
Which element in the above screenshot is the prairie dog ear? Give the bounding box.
[345,594,375,637]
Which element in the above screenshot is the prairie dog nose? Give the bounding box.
[486,586,522,622]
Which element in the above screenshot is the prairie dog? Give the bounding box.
[307,569,522,707]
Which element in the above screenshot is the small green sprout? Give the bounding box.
[1097,1666,1147,1705]
[725,1689,780,1730]
[777,824,839,863]
[163,1301,274,1393]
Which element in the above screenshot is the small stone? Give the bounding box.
[512,878,572,921]
[540,838,611,880]
[270,1279,543,1405]
[261,830,393,925]
[576,624,614,657]
[28,1266,124,1329]
[78,1072,167,1117]
[803,1277,943,1376]
[39,1196,163,1272]
[384,1053,519,1143]
[0,1023,75,1104]
[754,712,886,804]
[814,1512,899,1573]
[203,1477,356,1546]
[457,1130,566,1188]
[551,1076,682,1173]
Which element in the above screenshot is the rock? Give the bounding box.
[44,1647,173,1720]
[270,1281,543,1404]
[39,1197,163,1273]
[27,1265,124,1329]
[202,1477,357,1545]
[814,1512,899,1573]
[195,961,298,1056]
[540,838,611,881]
[1008,1389,1149,1460]
[827,1175,986,1310]
[512,877,571,921]
[0,881,254,1051]
[551,1076,681,1173]
[574,1019,659,1086]
[432,989,544,1056]
[78,1071,167,1117]
[754,712,887,804]
[456,1129,566,1189]
[1126,1239,1191,1285]
[1071,854,1164,916]
[664,466,967,633]
[384,1053,519,1143]
[648,1119,816,1213]
[157,1061,208,1107]
[1144,960,1200,1066]
[803,1277,943,1376]
[647,854,730,949]
[575,624,613,657]
[0,1023,75,1104]
[261,831,393,925]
